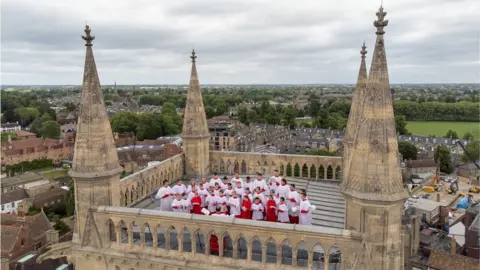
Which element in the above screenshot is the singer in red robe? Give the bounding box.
[209,234,227,255]
[190,191,203,215]
[240,195,252,219]
[266,195,277,222]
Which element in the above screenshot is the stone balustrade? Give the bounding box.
[119,153,184,207]
[210,151,343,181]
[92,206,363,270]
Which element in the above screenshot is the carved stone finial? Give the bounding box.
[361,42,367,59]
[373,6,388,35]
[82,25,95,46]
[190,49,197,63]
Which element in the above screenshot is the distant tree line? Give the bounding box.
[4,158,54,176]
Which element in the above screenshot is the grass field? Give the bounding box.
[406,121,480,139]
[43,169,69,180]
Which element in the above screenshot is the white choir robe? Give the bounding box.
[231,177,244,186]
[251,203,264,220]
[253,192,266,207]
[269,176,282,191]
[228,197,241,216]
[244,192,253,202]
[224,188,234,198]
[171,184,187,195]
[234,187,244,198]
[299,200,312,225]
[186,185,197,194]
[275,184,290,200]
[244,181,255,193]
[277,203,289,222]
[155,186,172,211]
[181,198,191,213]
[171,199,184,213]
[216,195,228,208]
[213,188,221,197]
[253,179,268,193]
[209,177,222,187]
[220,182,229,191]
[206,194,218,213]
[200,181,210,191]
[198,189,209,207]
[287,191,301,217]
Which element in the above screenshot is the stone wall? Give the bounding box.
[119,154,184,207]
[73,206,365,270]
[210,151,343,180]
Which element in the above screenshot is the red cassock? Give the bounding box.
[209,234,226,254]
[191,196,203,215]
[240,199,252,219]
[266,199,277,222]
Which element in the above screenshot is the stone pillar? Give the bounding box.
[261,245,267,264]
[191,234,197,254]
[205,236,210,256]
[128,228,133,247]
[165,233,171,250]
[292,249,297,267]
[116,227,121,245]
[178,234,183,252]
[247,244,252,262]
[307,250,313,269]
[332,168,336,180]
[232,242,238,259]
[153,228,158,249]
[140,228,145,247]
[219,237,224,257]
[323,253,330,270]
[276,247,282,265]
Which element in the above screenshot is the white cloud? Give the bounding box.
[1,0,479,84]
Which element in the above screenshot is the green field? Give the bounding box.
[406,121,480,139]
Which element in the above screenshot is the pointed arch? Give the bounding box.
[118,220,128,244]
[120,190,125,207]
[222,232,233,258]
[310,165,317,179]
[226,160,232,173]
[301,164,308,178]
[265,237,277,264]
[281,239,293,265]
[208,230,222,256]
[250,235,262,262]
[182,227,192,252]
[241,160,247,174]
[286,163,292,177]
[143,223,153,247]
[220,159,225,172]
[335,165,341,180]
[319,165,325,179]
[236,233,248,260]
[130,221,141,245]
[233,160,239,173]
[263,160,268,166]
[106,219,116,243]
[195,230,206,254]
[327,165,333,179]
[328,244,342,268]
[294,163,300,177]
[168,226,178,250]
[156,225,166,249]
[130,187,134,204]
[296,241,309,267]
[271,161,276,166]
[124,187,130,206]
[311,242,326,269]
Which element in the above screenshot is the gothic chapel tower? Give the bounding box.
[340,7,408,270]
[70,25,123,243]
[181,50,211,177]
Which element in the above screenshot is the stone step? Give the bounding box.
[311,219,344,229]
[307,192,344,201]
[308,181,341,187]
[307,196,345,205]
[311,209,345,219]
[312,213,345,224]
[307,185,342,192]
[308,199,345,210]
[310,204,345,214]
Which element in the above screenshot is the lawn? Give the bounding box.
[30,167,54,173]
[406,121,480,139]
[43,169,69,180]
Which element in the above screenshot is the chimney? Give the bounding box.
[436,193,441,202]
[451,234,456,255]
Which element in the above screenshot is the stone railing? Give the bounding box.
[91,206,362,270]
[210,151,343,181]
[119,154,184,207]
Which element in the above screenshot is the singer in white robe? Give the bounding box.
[198,186,209,207]
[275,180,290,200]
[155,184,172,211]
[253,177,268,193]
[277,199,289,223]
[181,196,191,213]
[287,187,301,224]
[171,196,184,213]
[251,201,264,220]
[268,174,282,192]
[228,192,241,217]
[206,193,218,214]
[231,174,244,186]
[171,180,186,195]
[299,198,312,225]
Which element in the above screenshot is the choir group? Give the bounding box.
[155,170,315,225]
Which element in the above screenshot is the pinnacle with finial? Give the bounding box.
[82,25,95,46]
[374,6,388,35]
[190,49,197,63]
[361,42,367,58]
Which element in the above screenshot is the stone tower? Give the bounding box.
[340,7,408,270]
[70,25,123,243]
[343,42,368,181]
[181,50,210,177]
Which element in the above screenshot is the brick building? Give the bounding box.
[0,138,73,166]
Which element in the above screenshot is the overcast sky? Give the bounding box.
[1,0,479,85]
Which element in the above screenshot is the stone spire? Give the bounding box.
[70,25,122,178]
[341,7,408,202]
[182,49,210,138]
[181,50,210,177]
[342,42,368,182]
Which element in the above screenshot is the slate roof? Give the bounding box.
[1,188,29,204]
[427,249,479,270]
[1,226,21,253]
